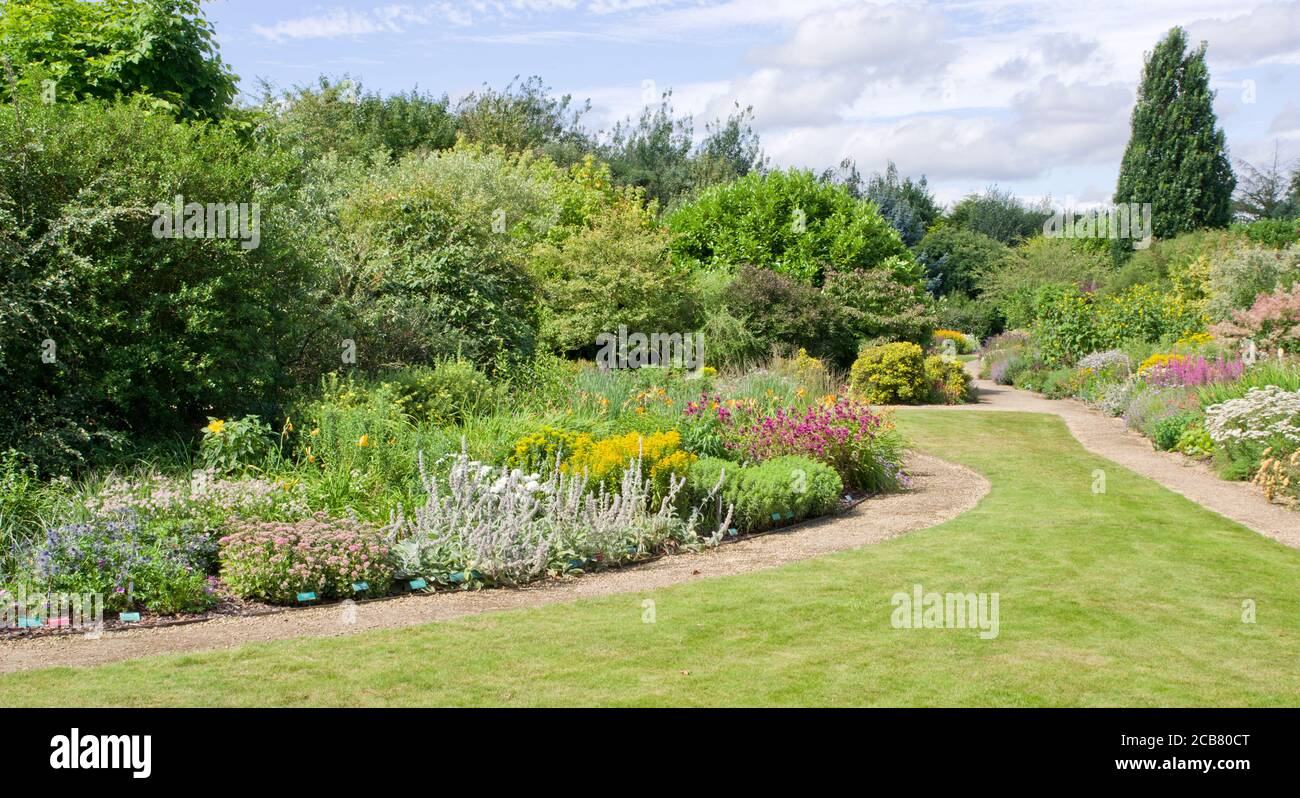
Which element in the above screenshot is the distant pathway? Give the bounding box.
[0,453,988,674]
[925,363,1300,549]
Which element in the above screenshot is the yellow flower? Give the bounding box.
[357,434,371,448]
[310,428,320,437]
[205,419,226,435]
[284,420,294,433]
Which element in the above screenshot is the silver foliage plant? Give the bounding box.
[388,446,732,585]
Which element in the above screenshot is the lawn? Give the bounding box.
[2,409,1298,707]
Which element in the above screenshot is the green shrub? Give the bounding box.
[0,93,312,472]
[533,200,699,357]
[849,342,927,404]
[923,356,973,404]
[199,416,277,475]
[1151,413,1199,451]
[688,455,841,533]
[383,360,493,426]
[667,168,915,284]
[915,227,1010,297]
[1234,218,1300,250]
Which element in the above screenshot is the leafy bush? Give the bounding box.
[822,267,937,357]
[219,513,394,605]
[915,227,1009,297]
[0,0,237,120]
[199,416,277,474]
[934,292,1002,341]
[1151,413,1200,451]
[924,355,974,404]
[849,343,927,404]
[667,168,915,284]
[532,200,699,356]
[687,456,841,533]
[1235,218,1300,250]
[720,398,907,492]
[383,360,493,425]
[0,93,312,472]
[983,237,1111,329]
[1033,285,1204,365]
[15,514,217,614]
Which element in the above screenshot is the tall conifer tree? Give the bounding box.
[1114,27,1235,237]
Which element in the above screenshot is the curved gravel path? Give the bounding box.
[937,363,1300,550]
[0,452,988,673]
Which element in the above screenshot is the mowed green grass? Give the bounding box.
[2,410,1298,707]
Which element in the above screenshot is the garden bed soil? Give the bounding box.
[0,452,987,673]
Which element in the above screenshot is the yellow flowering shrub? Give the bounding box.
[1138,352,1188,374]
[567,430,695,489]
[508,428,696,493]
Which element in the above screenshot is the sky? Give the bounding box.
[204,0,1300,208]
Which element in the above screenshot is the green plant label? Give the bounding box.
[352,582,369,592]
[408,579,427,590]
[296,592,317,603]
[119,612,141,623]
[18,617,41,628]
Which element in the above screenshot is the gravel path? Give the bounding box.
[0,452,988,673]
[934,364,1300,549]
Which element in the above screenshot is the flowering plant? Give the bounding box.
[18,513,217,614]
[1143,355,1244,387]
[389,448,730,586]
[219,513,394,604]
[721,398,908,492]
[1205,387,1300,449]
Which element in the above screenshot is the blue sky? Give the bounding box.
[205,0,1300,207]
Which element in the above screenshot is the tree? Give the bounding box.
[260,77,456,162]
[0,0,237,120]
[667,168,916,285]
[455,75,592,164]
[603,92,696,210]
[947,186,1051,245]
[861,160,940,246]
[1114,27,1235,237]
[1234,142,1299,220]
[914,227,1010,297]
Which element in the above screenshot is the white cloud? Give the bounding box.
[1187,2,1300,66]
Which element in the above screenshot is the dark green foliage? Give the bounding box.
[688,455,842,534]
[602,95,766,212]
[0,93,314,472]
[722,266,841,362]
[915,227,1010,297]
[0,0,237,120]
[821,267,937,355]
[947,187,1051,245]
[1114,27,1235,237]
